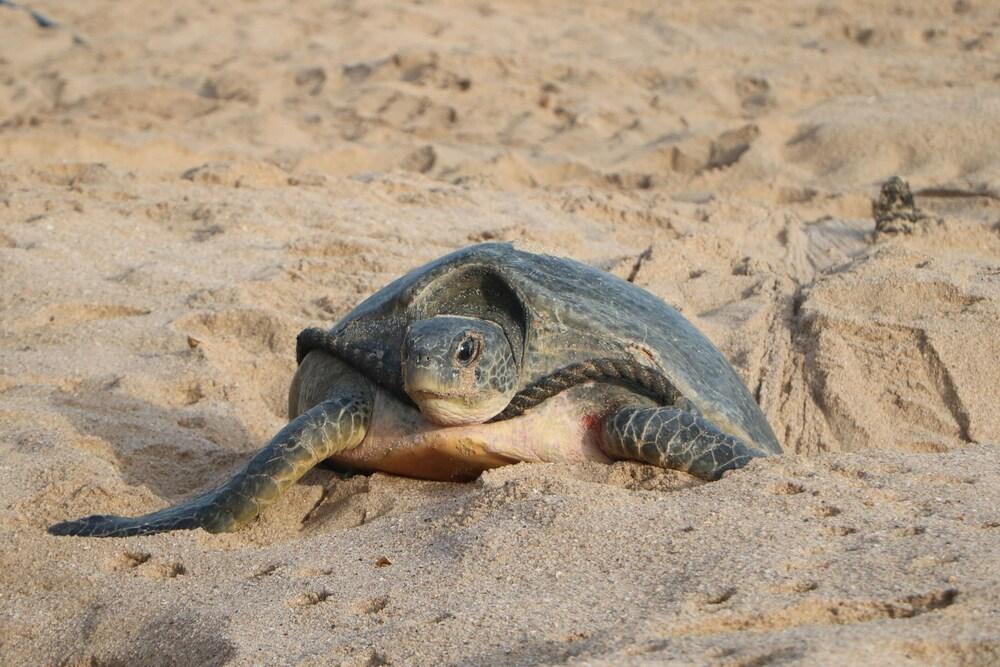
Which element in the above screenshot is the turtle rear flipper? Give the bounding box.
[48,392,372,538]
[601,405,768,481]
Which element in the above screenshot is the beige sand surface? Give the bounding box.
[1,1,999,665]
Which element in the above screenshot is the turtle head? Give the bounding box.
[402,315,518,425]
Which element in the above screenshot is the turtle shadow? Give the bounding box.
[50,380,276,500]
[67,608,235,667]
[463,634,605,666]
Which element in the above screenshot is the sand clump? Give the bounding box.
[1,1,999,665]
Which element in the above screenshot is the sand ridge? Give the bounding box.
[1,1,999,665]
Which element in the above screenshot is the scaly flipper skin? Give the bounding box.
[47,392,372,538]
[601,405,768,481]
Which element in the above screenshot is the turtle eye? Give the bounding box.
[455,335,481,365]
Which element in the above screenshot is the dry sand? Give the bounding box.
[1,1,999,665]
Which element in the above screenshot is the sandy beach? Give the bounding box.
[1,1,999,664]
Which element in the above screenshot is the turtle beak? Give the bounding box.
[403,366,458,400]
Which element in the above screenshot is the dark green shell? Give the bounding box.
[315,243,780,454]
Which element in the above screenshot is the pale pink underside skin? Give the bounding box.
[327,389,610,481]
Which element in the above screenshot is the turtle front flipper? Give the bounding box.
[47,391,372,538]
[600,405,770,481]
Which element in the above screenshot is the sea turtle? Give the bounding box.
[48,243,781,537]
